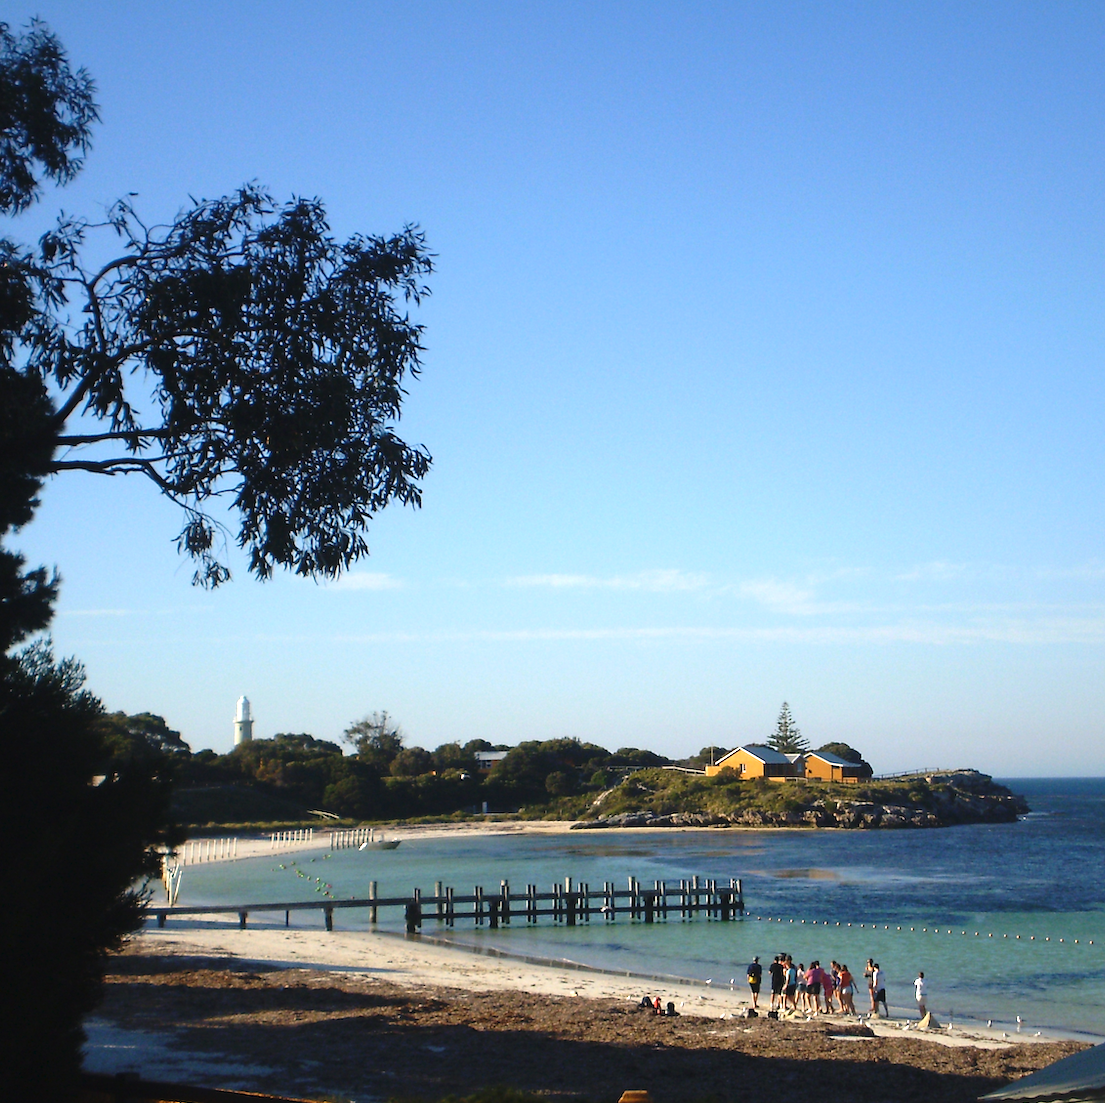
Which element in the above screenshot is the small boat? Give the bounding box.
[358,828,400,851]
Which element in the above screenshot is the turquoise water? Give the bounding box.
[165,778,1105,1040]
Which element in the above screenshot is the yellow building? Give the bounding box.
[804,750,865,783]
[705,744,801,781]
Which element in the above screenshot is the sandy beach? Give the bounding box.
[87,918,1089,1103]
[179,820,580,866]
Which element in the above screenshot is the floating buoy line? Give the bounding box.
[272,855,336,899]
[748,914,1094,947]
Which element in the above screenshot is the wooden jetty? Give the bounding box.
[149,874,743,933]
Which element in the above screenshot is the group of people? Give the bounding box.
[745,954,892,1018]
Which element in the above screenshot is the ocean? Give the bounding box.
[165,777,1105,1040]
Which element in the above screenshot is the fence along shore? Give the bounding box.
[150,874,744,933]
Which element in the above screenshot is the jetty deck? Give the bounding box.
[150,875,744,932]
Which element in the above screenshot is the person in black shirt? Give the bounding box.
[746,956,762,1009]
[768,955,786,1011]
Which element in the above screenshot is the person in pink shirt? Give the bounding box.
[822,962,838,1013]
[805,961,823,1014]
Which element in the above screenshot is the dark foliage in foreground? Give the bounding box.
[0,645,181,1097]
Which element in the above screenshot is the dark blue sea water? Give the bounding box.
[170,778,1105,1039]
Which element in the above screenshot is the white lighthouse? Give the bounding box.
[234,696,254,745]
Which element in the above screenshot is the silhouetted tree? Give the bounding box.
[0,15,433,1092]
[767,701,809,754]
[686,745,729,769]
[344,711,405,774]
[0,644,181,1097]
[817,741,874,776]
[3,25,432,587]
[390,745,434,777]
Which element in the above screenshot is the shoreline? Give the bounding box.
[87,924,1093,1102]
[132,923,1102,1048]
[161,820,1105,1046]
[177,819,582,865]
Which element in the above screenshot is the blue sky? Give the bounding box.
[7,2,1104,774]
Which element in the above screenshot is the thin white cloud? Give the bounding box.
[735,578,817,614]
[298,613,1105,647]
[1032,561,1105,581]
[507,569,710,592]
[329,572,403,592]
[60,608,131,617]
[894,561,969,582]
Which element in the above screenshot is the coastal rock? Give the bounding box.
[573,769,1028,830]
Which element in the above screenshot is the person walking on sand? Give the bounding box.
[797,963,809,1012]
[914,971,927,1019]
[746,956,762,1010]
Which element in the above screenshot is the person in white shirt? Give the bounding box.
[872,964,887,1017]
[914,971,927,1018]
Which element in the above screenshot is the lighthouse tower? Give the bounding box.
[234,696,254,745]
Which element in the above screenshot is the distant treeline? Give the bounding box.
[101,711,872,826]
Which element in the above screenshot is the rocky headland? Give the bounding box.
[572,770,1028,830]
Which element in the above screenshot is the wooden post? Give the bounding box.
[643,889,655,924]
[157,911,166,928]
[325,907,334,932]
[489,896,500,929]
[435,881,444,921]
[238,911,247,929]
[475,885,484,926]
[501,879,511,925]
[527,883,536,924]
[405,900,421,933]
[446,885,455,928]
[369,881,378,924]
[285,910,290,927]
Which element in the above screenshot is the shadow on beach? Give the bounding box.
[93,952,1085,1103]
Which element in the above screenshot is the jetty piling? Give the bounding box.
[149,874,744,932]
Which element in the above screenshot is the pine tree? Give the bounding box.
[768,701,809,754]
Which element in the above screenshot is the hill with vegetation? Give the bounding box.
[568,768,1028,829]
[100,711,1026,831]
